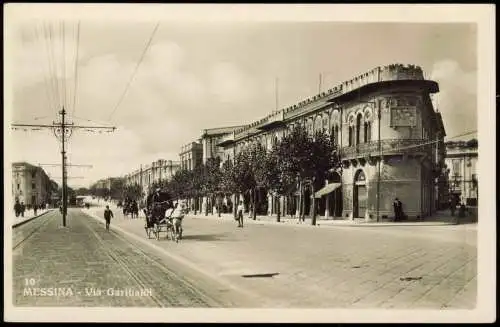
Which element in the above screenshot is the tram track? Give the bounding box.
[80,214,221,307]
[13,212,57,251]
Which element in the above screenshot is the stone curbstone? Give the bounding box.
[12,210,55,228]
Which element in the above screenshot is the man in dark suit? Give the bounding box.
[393,198,401,222]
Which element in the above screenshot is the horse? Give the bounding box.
[168,202,186,242]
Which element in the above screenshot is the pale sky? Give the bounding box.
[6,7,479,188]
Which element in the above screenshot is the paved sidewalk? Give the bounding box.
[11,209,54,227]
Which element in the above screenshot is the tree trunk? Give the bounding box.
[300,181,305,221]
[311,183,317,226]
[204,195,208,216]
[218,194,221,217]
[233,193,238,219]
[252,188,257,220]
[296,183,301,219]
[276,194,281,222]
[210,195,214,215]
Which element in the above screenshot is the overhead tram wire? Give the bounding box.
[41,22,58,116]
[12,23,116,227]
[72,21,81,116]
[47,23,62,110]
[33,24,55,114]
[370,130,478,157]
[42,22,56,115]
[71,115,115,127]
[107,22,160,121]
[61,20,67,110]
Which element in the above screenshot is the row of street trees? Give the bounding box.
[156,124,342,225]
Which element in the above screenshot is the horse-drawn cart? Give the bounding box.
[143,189,178,241]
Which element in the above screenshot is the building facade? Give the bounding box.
[179,142,203,171]
[94,178,111,191]
[12,162,57,206]
[217,64,446,221]
[445,139,478,206]
[124,159,180,197]
[201,126,246,165]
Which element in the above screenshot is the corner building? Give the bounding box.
[218,64,446,221]
[12,162,56,206]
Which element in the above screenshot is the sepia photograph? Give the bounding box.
[3,3,496,323]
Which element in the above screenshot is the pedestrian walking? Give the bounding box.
[237,201,245,228]
[393,198,402,222]
[14,200,21,217]
[449,197,457,217]
[33,203,38,216]
[20,202,25,217]
[104,205,114,232]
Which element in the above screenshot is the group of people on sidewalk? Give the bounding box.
[14,200,49,218]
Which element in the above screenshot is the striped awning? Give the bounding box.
[314,183,341,198]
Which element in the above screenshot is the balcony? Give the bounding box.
[340,139,433,161]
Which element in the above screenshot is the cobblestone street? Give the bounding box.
[86,205,477,309]
[12,209,248,307]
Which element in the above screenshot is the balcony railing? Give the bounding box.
[340,139,433,159]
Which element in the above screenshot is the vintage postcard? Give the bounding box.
[3,3,496,323]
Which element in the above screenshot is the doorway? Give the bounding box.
[353,170,367,218]
[327,172,343,217]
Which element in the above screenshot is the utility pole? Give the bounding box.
[11,107,116,227]
[60,108,67,225]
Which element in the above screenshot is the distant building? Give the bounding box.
[200,126,245,165]
[94,178,112,191]
[12,162,57,206]
[124,159,180,197]
[179,142,203,171]
[445,139,478,206]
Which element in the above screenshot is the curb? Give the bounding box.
[188,214,457,228]
[81,209,264,306]
[12,210,54,228]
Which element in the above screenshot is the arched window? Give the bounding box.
[331,125,340,145]
[364,121,371,142]
[354,169,366,184]
[348,114,355,146]
[307,119,314,135]
[348,126,354,146]
[335,125,340,145]
[314,116,322,134]
[356,114,362,144]
[363,108,372,143]
[322,116,328,132]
